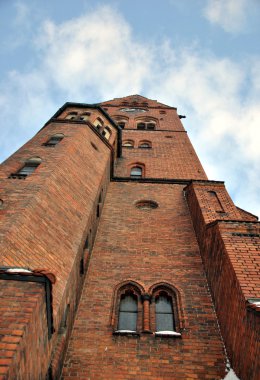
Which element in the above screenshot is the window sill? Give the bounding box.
[155,331,181,338]
[113,330,140,336]
[8,173,27,179]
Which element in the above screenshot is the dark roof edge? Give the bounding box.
[45,102,120,131]
[40,102,122,158]
[236,206,258,221]
[112,177,225,185]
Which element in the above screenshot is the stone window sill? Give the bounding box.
[154,331,181,338]
[113,330,140,336]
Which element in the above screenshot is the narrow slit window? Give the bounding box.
[102,127,112,140]
[44,134,64,147]
[10,157,42,179]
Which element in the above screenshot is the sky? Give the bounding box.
[0,0,259,217]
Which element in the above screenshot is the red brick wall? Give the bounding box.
[0,280,48,380]
[62,183,226,379]
[115,131,207,179]
[185,182,260,380]
[0,110,113,378]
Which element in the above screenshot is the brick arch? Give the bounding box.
[128,162,145,178]
[110,280,145,329]
[148,282,184,330]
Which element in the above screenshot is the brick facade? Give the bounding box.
[0,95,259,379]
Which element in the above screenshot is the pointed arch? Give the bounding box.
[148,282,184,332]
[111,280,145,331]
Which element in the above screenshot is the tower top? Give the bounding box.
[100,94,176,109]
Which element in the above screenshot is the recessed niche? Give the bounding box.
[165,136,173,138]
[0,199,3,209]
[135,200,158,210]
[91,142,98,151]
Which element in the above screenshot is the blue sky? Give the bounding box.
[0,0,259,217]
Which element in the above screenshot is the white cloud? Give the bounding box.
[203,0,248,33]
[0,4,259,217]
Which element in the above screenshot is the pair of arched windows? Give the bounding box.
[114,283,181,335]
[122,140,152,149]
[137,122,156,130]
[65,111,91,121]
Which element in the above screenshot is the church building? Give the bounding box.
[0,95,259,379]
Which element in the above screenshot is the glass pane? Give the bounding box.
[119,295,137,312]
[156,295,172,313]
[156,313,174,331]
[18,165,36,175]
[118,311,137,331]
[131,167,142,177]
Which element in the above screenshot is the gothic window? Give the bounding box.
[102,127,112,140]
[79,112,91,121]
[122,140,134,148]
[9,157,42,179]
[155,292,175,332]
[118,293,138,331]
[65,112,78,120]
[44,133,64,147]
[150,284,182,337]
[130,166,143,178]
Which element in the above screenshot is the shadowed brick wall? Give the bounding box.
[62,183,226,379]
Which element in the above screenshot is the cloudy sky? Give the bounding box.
[0,0,259,217]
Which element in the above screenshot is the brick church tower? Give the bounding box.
[0,95,259,380]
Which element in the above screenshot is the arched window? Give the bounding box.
[112,116,129,129]
[147,123,155,130]
[139,141,151,149]
[155,292,175,332]
[137,122,145,130]
[10,157,42,179]
[130,166,142,178]
[65,112,78,120]
[150,284,182,336]
[102,126,112,140]
[79,112,91,121]
[122,140,134,148]
[118,293,138,331]
[136,119,157,130]
[44,133,64,147]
